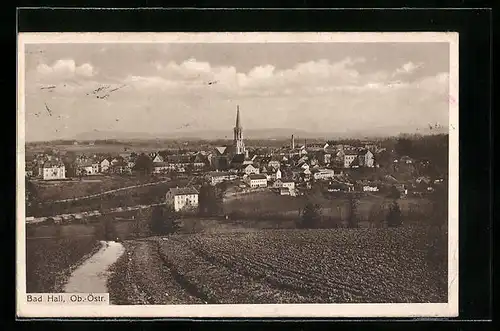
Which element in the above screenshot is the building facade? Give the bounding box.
[166,187,199,212]
[246,174,268,188]
[42,161,66,180]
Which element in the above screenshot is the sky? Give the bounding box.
[23,42,450,142]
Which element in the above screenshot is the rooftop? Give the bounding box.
[248,174,267,180]
[169,187,199,196]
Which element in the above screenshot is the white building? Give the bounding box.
[363,185,379,192]
[100,159,110,172]
[41,161,66,180]
[312,168,336,180]
[282,180,295,190]
[165,187,199,212]
[242,164,259,175]
[271,168,282,180]
[208,171,237,186]
[246,174,268,188]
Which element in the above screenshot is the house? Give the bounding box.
[100,159,110,172]
[400,156,414,164]
[153,162,170,174]
[272,179,283,188]
[363,185,379,192]
[282,180,295,190]
[241,164,259,176]
[280,187,291,196]
[152,154,164,163]
[343,152,359,168]
[110,160,130,174]
[302,168,312,181]
[41,161,66,180]
[208,171,237,186]
[165,187,199,212]
[270,168,282,181]
[312,168,336,180]
[358,150,375,167]
[77,161,96,176]
[92,162,99,174]
[323,153,332,165]
[246,174,268,188]
[268,160,280,170]
[300,163,310,170]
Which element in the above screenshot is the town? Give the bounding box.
[25,106,448,227]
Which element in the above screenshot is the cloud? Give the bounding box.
[35,59,96,80]
[394,61,422,75]
[127,57,373,96]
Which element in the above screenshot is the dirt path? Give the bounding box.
[63,241,125,293]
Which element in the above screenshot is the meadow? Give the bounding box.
[223,191,434,226]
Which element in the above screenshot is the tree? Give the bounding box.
[133,153,153,176]
[395,137,413,157]
[25,180,38,215]
[97,214,118,241]
[387,185,401,200]
[346,194,359,228]
[198,182,219,216]
[149,205,181,235]
[298,202,322,229]
[129,209,151,239]
[386,201,403,227]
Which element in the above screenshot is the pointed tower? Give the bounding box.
[233,105,245,155]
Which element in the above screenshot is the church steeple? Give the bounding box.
[235,105,241,128]
[233,105,245,155]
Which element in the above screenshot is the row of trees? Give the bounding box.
[297,186,403,229]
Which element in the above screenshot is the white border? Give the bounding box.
[16,32,459,318]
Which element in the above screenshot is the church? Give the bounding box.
[211,106,249,170]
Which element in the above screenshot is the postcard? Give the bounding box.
[17,32,458,318]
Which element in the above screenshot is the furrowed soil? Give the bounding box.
[107,227,447,304]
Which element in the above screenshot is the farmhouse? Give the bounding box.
[246,174,268,188]
[41,160,66,180]
[165,187,199,212]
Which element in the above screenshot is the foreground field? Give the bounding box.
[108,227,447,304]
[26,237,100,293]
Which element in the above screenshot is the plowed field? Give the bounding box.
[108,227,447,304]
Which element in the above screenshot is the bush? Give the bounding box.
[149,205,181,235]
[346,194,359,228]
[386,201,403,227]
[298,202,322,229]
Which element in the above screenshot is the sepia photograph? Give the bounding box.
[17,32,458,318]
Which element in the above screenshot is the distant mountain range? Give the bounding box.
[67,125,448,142]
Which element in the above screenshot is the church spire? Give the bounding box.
[235,105,241,128]
[233,105,245,155]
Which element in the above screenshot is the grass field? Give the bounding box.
[224,191,433,225]
[108,227,447,304]
[30,179,187,217]
[34,175,170,201]
[26,236,101,293]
